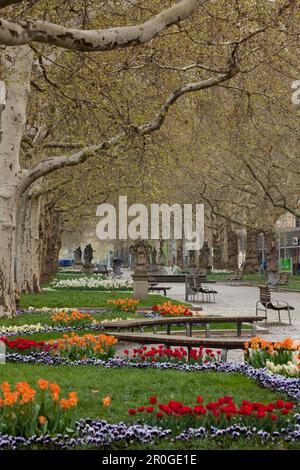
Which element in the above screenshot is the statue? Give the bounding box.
[158,239,165,267]
[73,246,82,265]
[189,250,196,267]
[131,240,149,272]
[112,257,122,276]
[83,244,94,267]
[198,241,212,274]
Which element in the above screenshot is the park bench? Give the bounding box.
[226,270,244,285]
[185,275,218,303]
[268,272,290,291]
[256,285,294,325]
[107,331,247,361]
[148,286,172,296]
[101,315,265,337]
[147,276,172,296]
[93,265,110,276]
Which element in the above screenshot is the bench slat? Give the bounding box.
[108,331,246,349]
[100,315,266,329]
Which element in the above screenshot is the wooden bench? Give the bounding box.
[148,286,172,296]
[106,331,247,361]
[101,315,266,337]
[185,276,218,303]
[226,270,244,285]
[93,265,110,276]
[269,272,290,291]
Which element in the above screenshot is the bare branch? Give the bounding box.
[20,63,238,194]
[0,0,207,50]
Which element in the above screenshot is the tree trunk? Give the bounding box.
[245,229,259,274]
[176,239,183,268]
[40,204,61,284]
[227,229,239,271]
[16,189,43,293]
[213,228,224,269]
[0,46,33,317]
[264,230,278,274]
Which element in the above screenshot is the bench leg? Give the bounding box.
[152,327,156,334]
[186,324,192,337]
[251,323,257,337]
[166,325,171,335]
[288,307,292,326]
[237,322,242,337]
[278,310,281,324]
[221,349,228,362]
[205,324,210,338]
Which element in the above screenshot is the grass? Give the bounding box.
[207,273,300,291]
[19,291,185,309]
[0,364,297,450]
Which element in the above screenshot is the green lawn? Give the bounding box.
[19,291,185,309]
[208,273,300,291]
[0,364,296,450]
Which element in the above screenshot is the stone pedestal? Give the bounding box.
[132,272,149,300]
[83,264,93,274]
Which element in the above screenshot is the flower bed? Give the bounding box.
[1,360,299,449]
[51,311,95,329]
[0,333,117,361]
[0,380,77,437]
[58,266,83,273]
[128,395,296,432]
[0,323,106,338]
[124,345,222,364]
[0,337,50,354]
[17,307,108,315]
[0,415,299,449]
[107,298,139,314]
[48,333,117,361]
[152,301,192,317]
[51,277,133,291]
[245,337,300,377]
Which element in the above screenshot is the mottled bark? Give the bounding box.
[0,46,33,317]
[16,189,43,293]
[0,1,206,50]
